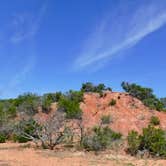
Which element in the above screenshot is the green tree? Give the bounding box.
[58,96,82,119]
[127,126,166,157]
[81,82,112,93]
[15,93,41,116]
[161,98,166,108]
[121,82,164,111]
[42,92,62,111]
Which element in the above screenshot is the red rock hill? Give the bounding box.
[81,92,166,135]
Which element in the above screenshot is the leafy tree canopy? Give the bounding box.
[81,82,112,93]
[121,82,164,111]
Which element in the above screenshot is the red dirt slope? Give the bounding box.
[81,92,166,135]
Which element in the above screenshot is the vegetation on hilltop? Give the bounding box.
[121,82,165,111]
[81,82,112,93]
[161,98,166,108]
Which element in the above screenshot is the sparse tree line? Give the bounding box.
[0,82,166,158]
[121,82,165,111]
[160,98,166,108]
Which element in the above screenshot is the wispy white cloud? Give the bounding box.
[73,1,166,71]
[0,2,47,98]
[0,55,36,98]
[10,4,47,43]
[8,56,35,88]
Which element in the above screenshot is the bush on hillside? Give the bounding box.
[82,126,122,151]
[127,126,166,157]
[101,115,111,124]
[66,90,83,103]
[121,82,164,111]
[161,98,166,108]
[0,133,6,143]
[14,93,41,116]
[150,116,160,126]
[109,99,116,106]
[81,82,112,93]
[58,90,83,119]
[14,119,39,143]
[0,100,17,126]
[42,92,62,112]
[58,97,82,119]
[127,131,141,155]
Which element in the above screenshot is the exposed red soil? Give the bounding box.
[81,92,166,135]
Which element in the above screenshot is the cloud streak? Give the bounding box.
[0,2,47,98]
[0,55,36,98]
[73,1,166,71]
[10,4,47,43]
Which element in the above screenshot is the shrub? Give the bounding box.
[121,82,164,111]
[15,93,41,116]
[140,126,166,157]
[109,99,116,106]
[81,82,95,92]
[81,82,112,93]
[7,105,17,118]
[82,126,121,151]
[42,92,62,111]
[161,98,166,108]
[66,90,83,103]
[13,134,30,143]
[127,131,141,155]
[0,133,6,143]
[14,119,39,143]
[58,97,82,119]
[101,115,111,124]
[127,126,166,157]
[0,122,15,141]
[143,98,164,111]
[150,116,160,126]
[0,101,17,126]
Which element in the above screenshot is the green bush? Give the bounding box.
[81,82,112,93]
[127,131,141,155]
[82,126,121,151]
[140,126,166,157]
[42,92,62,111]
[0,133,6,143]
[161,98,166,108]
[0,123,15,141]
[58,97,82,119]
[12,134,30,143]
[15,93,41,116]
[67,90,83,103]
[101,115,111,124]
[121,82,164,111]
[109,99,116,106]
[143,98,164,111]
[127,126,166,157]
[14,119,39,143]
[150,116,160,126]
[0,100,17,126]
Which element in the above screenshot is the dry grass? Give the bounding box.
[0,143,165,166]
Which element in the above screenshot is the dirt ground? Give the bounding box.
[0,143,165,166]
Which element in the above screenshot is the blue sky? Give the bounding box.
[0,0,166,98]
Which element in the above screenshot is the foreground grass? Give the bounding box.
[0,143,165,166]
